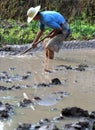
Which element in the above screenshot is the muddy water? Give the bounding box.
[0,49,95,130]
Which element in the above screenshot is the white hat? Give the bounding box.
[27,5,41,23]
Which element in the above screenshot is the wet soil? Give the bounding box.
[0,40,95,130]
[0,39,95,56]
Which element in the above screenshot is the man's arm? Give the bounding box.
[32,29,43,48]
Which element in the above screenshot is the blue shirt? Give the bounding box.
[39,11,66,30]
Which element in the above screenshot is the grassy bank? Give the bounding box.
[0,19,95,45]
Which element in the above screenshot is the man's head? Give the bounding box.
[27,5,41,23]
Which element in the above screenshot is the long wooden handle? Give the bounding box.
[20,30,53,55]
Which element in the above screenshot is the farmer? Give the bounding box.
[27,5,70,59]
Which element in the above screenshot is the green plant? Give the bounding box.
[70,19,95,40]
[0,19,95,45]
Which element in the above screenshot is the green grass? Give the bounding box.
[70,20,95,40]
[0,19,95,45]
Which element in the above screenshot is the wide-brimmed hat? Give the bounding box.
[27,5,41,23]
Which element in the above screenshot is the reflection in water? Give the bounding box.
[0,49,95,130]
[37,94,58,106]
[37,91,69,106]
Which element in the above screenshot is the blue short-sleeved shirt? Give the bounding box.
[39,11,66,30]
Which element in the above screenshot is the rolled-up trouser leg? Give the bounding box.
[43,31,70,59]
[45,34,64,53]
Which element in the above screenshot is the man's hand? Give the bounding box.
[32,43,37,48]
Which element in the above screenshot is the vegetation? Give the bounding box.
[0,0,95,45]
[0,19,95,45]
[70,20,95,40]
[0,0,95,23]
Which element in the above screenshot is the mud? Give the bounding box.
[0,40,95,130]
[0,39,95,56]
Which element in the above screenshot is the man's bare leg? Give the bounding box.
[43,48,54,72]
[45,48,54,59]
